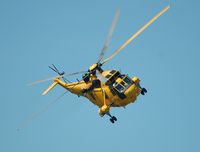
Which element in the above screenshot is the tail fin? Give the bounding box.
[42,81,58,95]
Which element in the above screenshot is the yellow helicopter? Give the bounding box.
[31,5,170,123]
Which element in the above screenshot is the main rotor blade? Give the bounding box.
[28,71,86,86]
[101,5,170,65]
[96,9,120,63]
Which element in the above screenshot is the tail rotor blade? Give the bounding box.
[48,65,58,74]
[52,64,59,73]
[49,64,64,75]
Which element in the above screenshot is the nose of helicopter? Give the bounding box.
[132,77,140,84]
[128,77,142,96]
[132,77,147,96]
[121,77,141,103]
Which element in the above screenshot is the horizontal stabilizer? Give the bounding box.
[42,81,58,95]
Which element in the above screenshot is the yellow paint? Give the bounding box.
[43,70,142,116]
[42,81,58,95]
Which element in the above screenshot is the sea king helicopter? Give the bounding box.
[31,5,170,123]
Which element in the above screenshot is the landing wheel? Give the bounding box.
[143,88,147,93]
[109,116,117,123]
[106,112,117,124]
[112,116,117,121]
[141,90,145,95]
[110,118,115,123]
[141,88,147,95]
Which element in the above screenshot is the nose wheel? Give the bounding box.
[136,83,147,95]
[141,88,147,95]
[110,116,117,123]
[106,112,117,124]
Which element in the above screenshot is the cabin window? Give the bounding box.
[119,74,126,79]
[112,82,117,87]
[105,70,120,85]
[105,74,112,79]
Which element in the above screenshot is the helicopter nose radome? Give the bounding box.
[132,77,140,84]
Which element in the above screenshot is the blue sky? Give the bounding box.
[0,0,199,152]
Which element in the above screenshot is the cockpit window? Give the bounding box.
[108,74,134,96]
[112,82,117,87]
[124,77,133,85]
[120,81,125,86]
[115,84,124,93]
[120,81,128,87]
[113,76,134,94]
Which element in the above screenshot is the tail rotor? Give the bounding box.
[48,64,70,83]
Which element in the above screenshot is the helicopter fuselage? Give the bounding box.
[53,70,142,109]
[34,4,171,122]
